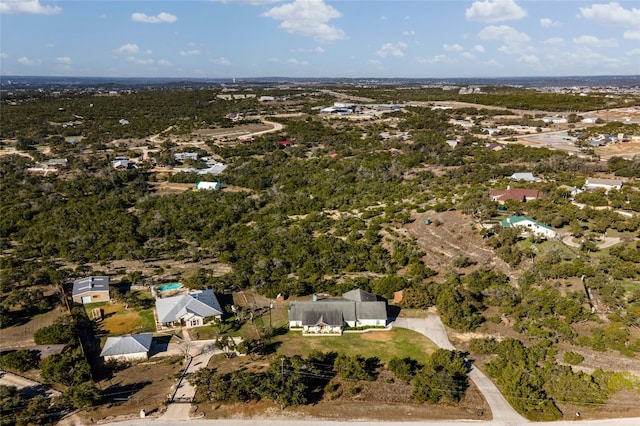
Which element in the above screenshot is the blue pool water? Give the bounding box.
[157,283,182,291]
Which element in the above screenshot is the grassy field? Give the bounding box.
[275,327,437,365]
[85,302,156,336]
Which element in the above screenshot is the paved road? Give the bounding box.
[392,317,527,424]
[110,416,640,426]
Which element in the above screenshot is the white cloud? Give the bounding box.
[99,13,107,19]
[286,58,309,65]
[578,2,640,27]
[626,48,640,56]
[179,49,201,56]
[443,43,464,52]
[17,56,41,65]
[55,56,72,64]
[263,0,347,42]
[539,17,559,28]
[135,58,154,65]
[518,54,539,65]
[131,12,177,24]
[624,29,640,39]
[210,57,231,65]
[0,0,61,15]
[573,35,618,47]
[0,52,8,59]
[465,0,526,23]
[473,44,485,53]
[380,16,387,21]
[157,59,173,66]
[403,30,416,36]
[211,0,281,4]
[543,37,565,45]
[477,25,530,46]
[375,41,408,57]
[461,52,476,60]
[116,43,140,55]
[428,55,446,64]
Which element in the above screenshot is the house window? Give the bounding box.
[190,319,199,327]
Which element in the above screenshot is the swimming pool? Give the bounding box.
[157,283,182,292]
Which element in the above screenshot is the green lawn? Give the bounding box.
[274,327,437,365]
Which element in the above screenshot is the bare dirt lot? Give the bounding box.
[402,210,514,279]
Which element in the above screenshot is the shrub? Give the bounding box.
[563,351,584,365]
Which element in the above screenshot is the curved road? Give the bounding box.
[392,317,527,424]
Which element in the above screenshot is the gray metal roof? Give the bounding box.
[72,276,109,296]
[289,289,387,325]
[100,333,153,357]
[301,308,344,327]
[155,289,223,324]
[343,288,377,302]
[355,301,388,320]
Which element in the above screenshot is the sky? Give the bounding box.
[1,0,639,79]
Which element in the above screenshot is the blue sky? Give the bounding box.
[1,0,639,78]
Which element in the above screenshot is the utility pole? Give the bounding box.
[269,301,274,328]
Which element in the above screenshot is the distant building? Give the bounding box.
[174,152,198,161]
[72,276,110,304]
[195,181,221,191]
[119,119,129,125]
[509,172,541,182]
[583,178,623,192]
[490,187,542,204]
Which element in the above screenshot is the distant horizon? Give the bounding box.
[2,73,639,84]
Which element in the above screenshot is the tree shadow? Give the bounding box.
[103,381,152,404]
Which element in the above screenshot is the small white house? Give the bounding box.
[100,333,153,362]
[501,216,557,239]
[195,181,221,191]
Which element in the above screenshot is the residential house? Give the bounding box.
[500,215,557,239]
[174,152,198,162]
[489,187,542,204]
[509,172,541,182]
[112,157,132,170]
[45,158,69,169]
[195,181,221,191]
[288,289,388,335]
[100,333,153,362]
[156,289,223,328]
[119,119,129,125]
[445,140,459,149]
[72,276,110,304]
[583,178,623,192]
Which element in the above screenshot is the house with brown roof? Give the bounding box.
[489,187,542,204]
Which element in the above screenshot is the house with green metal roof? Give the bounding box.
[500,215,557,239]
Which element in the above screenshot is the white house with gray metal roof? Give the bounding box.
[100,333,153,362]
[156,289,223,328]
[288,289,387,335]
